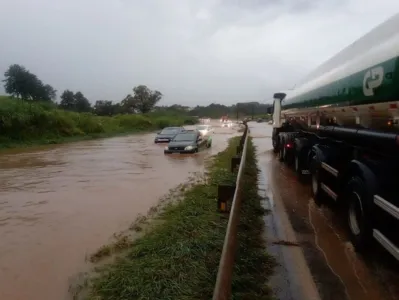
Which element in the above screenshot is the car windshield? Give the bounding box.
[173,133,197,141]
[196,125,208,130]
[161,128,179,134]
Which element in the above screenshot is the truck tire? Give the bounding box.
[294,152,309,183]
[273,139,279,153]
[346,176,373,253]
[293,138,310,182]
[284,133,295,165]
[294,153,300,174]
[310,154,327,206]
[272,129,279,153]
[278,136,285,162]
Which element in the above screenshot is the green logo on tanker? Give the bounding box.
[363,66,384,96]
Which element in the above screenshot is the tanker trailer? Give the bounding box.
[267,12,399,261]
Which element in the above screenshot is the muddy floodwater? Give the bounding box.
[250,122,399,300]
[0,122,238,300]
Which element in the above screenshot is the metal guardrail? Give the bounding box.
[212,121,249,300]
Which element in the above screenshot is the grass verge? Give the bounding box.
[80,136,274,300]
[231,137,276,299]
[0,96,197,149]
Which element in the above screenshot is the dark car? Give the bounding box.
[164,130,212,154]
[154,127,185,143]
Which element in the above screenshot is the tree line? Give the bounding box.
[2,64,163,116]
[2,64,271,118]
[157,103,272,119]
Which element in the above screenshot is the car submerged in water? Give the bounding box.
[221,120,233,128]
[195,124,214,136]
[154,127,185,143]
[164,130,212,154]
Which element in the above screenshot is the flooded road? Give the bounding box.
[250,122,399,300]
[0,122,238,300]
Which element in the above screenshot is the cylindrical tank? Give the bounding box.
[282,13,399,112]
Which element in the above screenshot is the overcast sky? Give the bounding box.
[0,0,398,106]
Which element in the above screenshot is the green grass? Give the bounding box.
[80,136,275,300]
[231,138,276,299]
[0,96,197,149]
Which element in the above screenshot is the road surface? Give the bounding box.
[250,122,399,300]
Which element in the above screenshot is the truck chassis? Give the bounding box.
[273,123,399,261]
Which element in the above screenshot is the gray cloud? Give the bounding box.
[0,0,398,106]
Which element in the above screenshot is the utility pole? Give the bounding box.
[251,104,254,120]
[236,104,239,121]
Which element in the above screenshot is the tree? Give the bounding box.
[120,94,135,114]
[74,91,91,112]
[43,84,57,101]
[59,90,76,110]
[94,100,115,116]
[2,64,56,101]
[3,64,24,98]
[59,90,91,112]
[31,81,57,102]
[128,85,162,113]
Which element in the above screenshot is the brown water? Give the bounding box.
[0,123,238,300]
[250,122,399,300]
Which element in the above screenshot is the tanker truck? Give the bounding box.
[267,13,399,261]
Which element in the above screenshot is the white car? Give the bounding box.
[199,118,211,124]
[221,121,233,128]
[196,125,214,136]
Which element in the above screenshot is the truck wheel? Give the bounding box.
[346,176,373,252]
[282,143,288,162]
[295,154,300,173]
[272,129,279,153]
[272,137,279,153]
[284,134,295,165]
[294,152,307,182]
[310,155,326,206]
[278,140,285,162]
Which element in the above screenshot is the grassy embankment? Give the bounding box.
[79,136,275,300]
[249,114,271,121]
[0,96,197,149]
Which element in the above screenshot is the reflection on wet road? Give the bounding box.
[250,122,399,300]
[0,123,238,300]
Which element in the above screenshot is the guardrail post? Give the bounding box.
[231,155,241,172]
[217,184,236,213]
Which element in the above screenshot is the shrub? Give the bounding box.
[0,96,198,147]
